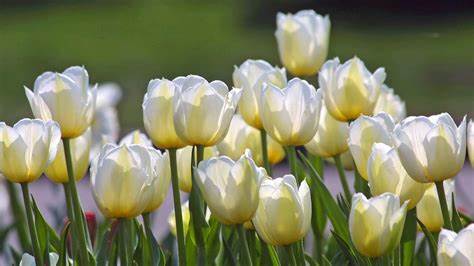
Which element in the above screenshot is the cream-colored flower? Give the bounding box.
[468,119,474,168]
[373,85,406,123]
[217,115,285,166]
[319,57,386,122]
[304,103,349,157]
[168,201,191,237]
[349,193,407,257]
[275,10,330,76]
[195,150,265,224]
[368,143,429,209]
[119,130,152,147]
[25,66,97,138]
[0,119,60,183]
[252,175,311,246]
[348,112,395,180]
[437,224,474,266]
[233,59,287,129]
[20,252,59,266]
[393,113,466,183]
[417,179,455,232]
[143,78,188,149]
[176,145,218,193]
[45,129,91,183]
[260,78,322,146]
[173,75,241,146]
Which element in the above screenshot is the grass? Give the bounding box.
[0,0,472,131]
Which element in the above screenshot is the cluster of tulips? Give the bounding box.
[1,9,474,266]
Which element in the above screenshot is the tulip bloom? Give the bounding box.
[349,193,407,257]
[373,85,406,123]
[195,150,265,224]
[368,143,429,209]
[437,224,474,265]
[393,113,466,183]
[217,115,285,166]
[25,66,97,138]
[173,75,241,147]
[0,119,60,183]
[119,130,152,147]
[233,60,287,129]
[304,103,349,158]
[252,175,311,246]
[468,119,474,168]
[143,78,188,149]
[275,10,330,76]
[168,201,191,237]
[260,78,322,146]
[91,143,164,218]
[45,129,91,183]
[319,57,386,122]
[348,113,395,180]
[176,145,218,193]
[417,180,455,232]
[20,253,59,266]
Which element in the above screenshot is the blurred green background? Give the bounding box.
[0,0,473,132]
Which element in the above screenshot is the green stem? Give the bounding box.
[20,183,43,266]
[435,181,453,230]
[285,245,297,266]
[237,224,253,266]
[120,218,132,266]
[63,138,89,264]
[401,208,417,266]
[260,129,272,175]
[287,146,298,177]
[62,183,76,260]
[309,153,324,178]
[168,148,186,266]
[334,155,352,201]
[142,212,152,232]
[193,145,206,266]
[6,181,30,250]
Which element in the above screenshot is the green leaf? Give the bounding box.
[304,253,317,266]
[31,197,60,253]
[336,194,350,218]
[416,218,437,261]
[221,227,237,266]
[331,230,359,265]
[451,192,464,232]
[145,226,163,266]
[401,209,417,266]
[58,222,71,266]
[0,223,13,253]
[204,218,222,264]
[9,246,23,265]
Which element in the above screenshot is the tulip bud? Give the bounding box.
[437,224,474,265]
[168,201,191,237]
[217,115,285,166]
[20,252,59,266]
[119,130,152,147]
[45,129,91,183]
[173,75,242,147]
[252,175,311,246]
[25,66,97,138]
[260,78,322,146]
[325,151,355,170]
[393,113,466,183]
[417,179,455,232]
[373,85,406,123]
[195,150,265,224]
[468,119,474,168]
[143,78,188,149]
[304,103,349,157]
[91,143,161,218]
[348,113,395,180]
[0,119,60,183]
[176,145,218,193]
[275,10,330,76]
[233,59,287,129]
[319,57,386,122]
[349,193,407,257]
[368,143,429,209]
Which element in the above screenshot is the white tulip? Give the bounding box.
[260,78,322,146]
[233,59,287,129]
[0,119,60,183]
[437,224,474,265]
[393,113,466,183]
[195,150,265,224]
[275,10,330,76]
[25,66,97,138]
[252,175,311,246]
[368,143,429,209]
[319,57,386,122]
[20,252,59,266]
[349,193,407,257]
[173,75,241,146]
[468,119,474,168]
[348,112,395,180]
[373,85,406,122]
[304,103,349,157]
[119,130,152,147]
[417,179,455,232]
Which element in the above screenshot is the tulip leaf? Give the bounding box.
[331,230,360,265]
[298,151,350,241]
[145,226,164,266]
[450,192,464,232]
[401,209,417,266]
[205,218,222,264]
[9,246,23,265]
[336,194,350,218]
[58,222,71,266]
[304,253,317,266]
[31,197,61,253]
[416,218,437,261]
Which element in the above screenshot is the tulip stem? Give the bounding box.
[401,208,417,266]
[168,148,187,266]
[237,224,253,266]
[62,183,76,260]
[260,129,272,175]
[287,146,299,178]
[63,138,90,264]
[193,145,206,265]
[333,155,352,201]
[285,245,298,266]
[435,181,453,230]
[5,181,30,250]
[142,212,152,232]
[20,183,43,266]
[119,218,132,266]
